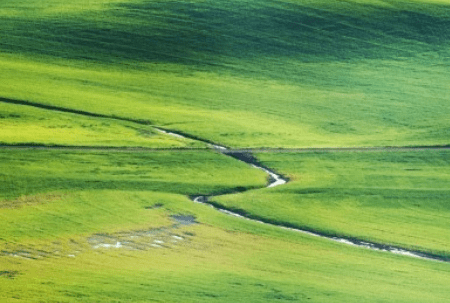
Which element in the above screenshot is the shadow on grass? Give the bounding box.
[1,0,450,71]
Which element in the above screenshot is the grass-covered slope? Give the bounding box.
[0,101,203,147]
[0,148,266,242]
[1,0,449,64]
[2,222,450,303]
[0,149,266,202]
[1,0,449,147]
[2,1,450,301]
[214,150,450,256]
[1,151,450,302]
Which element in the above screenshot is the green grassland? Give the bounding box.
[0,101,203,147]
[1,150,450,302]
[0,149,267,202]
[0,0,449,147]
[2,0,450,301]
[214,150,450,256]
[0,148,266,247]
[3,222,450,302]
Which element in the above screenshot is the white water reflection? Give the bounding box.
[156,128,187,139]
[94,242,123,249]
[161,128,442,262]
[251,165,287,188]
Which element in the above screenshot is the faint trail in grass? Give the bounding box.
[1,144,450,153]
[0,144,209,152]
[1,96,449,153]
[1,96,449,262]
[0,97,152,125]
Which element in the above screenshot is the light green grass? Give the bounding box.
[2,150,450,302]
[2,0,450,301]
[214,150,450,256]
[0,149,265,249]
[0,102,203,147]
[0,148,268,241]
[2,201,450,302]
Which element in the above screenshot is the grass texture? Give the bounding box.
[0,150,450,302]
[0,0,449,147]
[214,150,450,256]
[0,101,203,147]
[1,0,450,301]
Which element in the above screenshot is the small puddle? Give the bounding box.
[87,215,196,252]
[93,242,123,249]
[171,215,197,226]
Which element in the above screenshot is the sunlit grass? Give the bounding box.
[2,0,450,301]
[0,0,449,147]
[2,214,450,302]
[0,102,204,147]
[1,54,449,148]
[214,150,450,256]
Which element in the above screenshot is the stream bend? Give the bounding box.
[160,129,447,263]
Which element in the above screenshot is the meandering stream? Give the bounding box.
[158,128,447,263]
[0,95,446,262]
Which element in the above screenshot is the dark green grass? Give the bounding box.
[1,0,450,66]
[214,150,450,256]
[0,149,266,200]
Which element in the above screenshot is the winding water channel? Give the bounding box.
[157,128,447,263]
[0,95,447,262]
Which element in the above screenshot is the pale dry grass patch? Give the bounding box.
[0,193,67,209]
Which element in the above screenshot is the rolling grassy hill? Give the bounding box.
[1,0,449,147]
[2,0,450,302]
[1,149,450,303]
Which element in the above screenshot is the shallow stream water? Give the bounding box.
[160,128,447,262]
